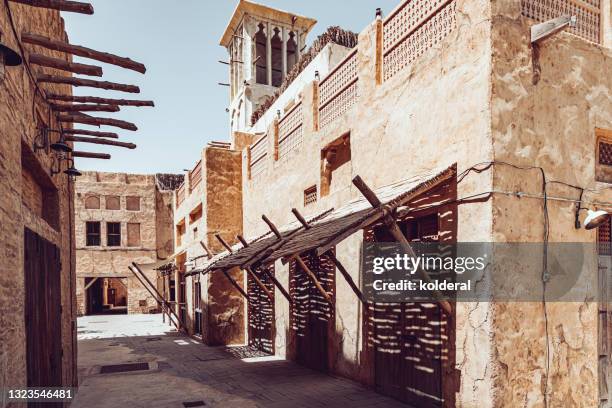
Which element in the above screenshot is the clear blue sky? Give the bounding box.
[63,0,393,174]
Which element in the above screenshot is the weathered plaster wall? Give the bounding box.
[490,1,612,406]
[174,147,246,345]
[75,172,159,315]
[240,0,495,404]
[0,1,77,392]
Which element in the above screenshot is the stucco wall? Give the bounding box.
[490,1,612,406]
[0,2,77,392]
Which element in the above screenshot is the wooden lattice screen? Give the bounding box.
[304,185,317,206]
[176,183,185,207]
[278,102,304,159]
[249,133,268,179]
[319,49,359,129]
[190,160,202,191]
[600,140,612,166]
[521,0,602,44]
[383,0,457,82]
[247,265,275,354]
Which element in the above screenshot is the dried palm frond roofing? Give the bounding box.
[250,26,358,124]
[195,165,457,274]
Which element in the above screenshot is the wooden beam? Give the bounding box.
[352,175,452,315]
[51,103,120,112]
[236,236,277,303]
[83,277,98,291]
[72,151,110,159]
[46,94,154,107]
[291,208,365,304]
[222,270,249,300]
[22,33,146,73]
[37,74,140,93]
[199,241,213,259]
[8,0,93,14]
[29,53,102,76]
[58,114,138,131]
[262,214,282,239]
[292,254,332,304]
[65,135,136,149]
[62,129,118,139]
[214,233,233,253]
[238,235,291,303]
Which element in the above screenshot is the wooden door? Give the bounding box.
[289,252,335,372]
[365,199,457,407]
[24,228,63,400]
[247,264,275,354]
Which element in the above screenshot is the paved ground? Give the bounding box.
[73,314,408,408]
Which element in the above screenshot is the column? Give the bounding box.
[281,27,287,77]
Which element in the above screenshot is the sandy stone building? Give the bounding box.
[161,0,612,407]
[75,172,180,315]
[0,1,79,395]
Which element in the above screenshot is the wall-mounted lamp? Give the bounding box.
[315,70,320,81]
[33,126,50,152]
[375,8,383,20]
[63,158,82,181]
[584,209,610,230]
[50,133,72,154]
[0,31,23,85]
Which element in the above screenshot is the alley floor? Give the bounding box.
[73,314,409,408]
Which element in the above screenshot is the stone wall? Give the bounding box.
[0,1,77,391]
[75,172,166,315]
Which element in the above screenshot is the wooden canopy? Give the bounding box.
[195,166,456,274]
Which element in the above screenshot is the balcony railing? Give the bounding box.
[383,0,457,82]
[277,102,303,159]
[189,160,202,192]
[521,0,601,44]
[249,133,268,179]
[319,49,358,130]
[176,183,185,207]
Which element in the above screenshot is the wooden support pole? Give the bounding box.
[37,74,140,93]
[291,208,365,304]
[51,103,120,113]
[65,136,136,149]
[131,263,185,330]
[58,114,138,131]
[63,129,118,139]
[214,233,233,253]
[352,175,452,315]
[262,214,282,239]
[29,53,102,76]
[8,0,94,14]
[72,151,110,159]
[46,94,154,107]
[83,277,98,291]
[22,33,146,73]
[292,255,333,304]
[222,270,249,300]
[199,241,213,259]
[236,236,277,303]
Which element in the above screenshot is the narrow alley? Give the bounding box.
[73,314,407,408]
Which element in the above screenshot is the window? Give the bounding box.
[105,195,120,210]
[287,31,298,72]
[86,221,101,246]
[193,227,198,239]
[595,128,612,183]
[107,222,121,246]
[194,280,201,310]
[127,223,141,247]
[189,203,203,223]
[598,215,611,256]
[304,185,317,206]
[169,278,176,302]
[254,23,267,85]
[84,195,100,209]
[126,196,140,211]
[271,27,283,86]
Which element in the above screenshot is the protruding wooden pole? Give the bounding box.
[62,129,118,139]
[236,235,280,303]
[22,33,146,73]
[291,208,365,304]
[222,270,249,300]
[292,255,332,303]
[29,53,102,76]
[8,0,94,14]
[214,233,233,253]
[262,215,282,239]
[65,136,136,149]
[37,74,140,93]
[51,103,120,113]
[72,151,110,159]
[352,175,452,315]
[58,115,138,131]
[46,94,154,107]
[199,241,213,259]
